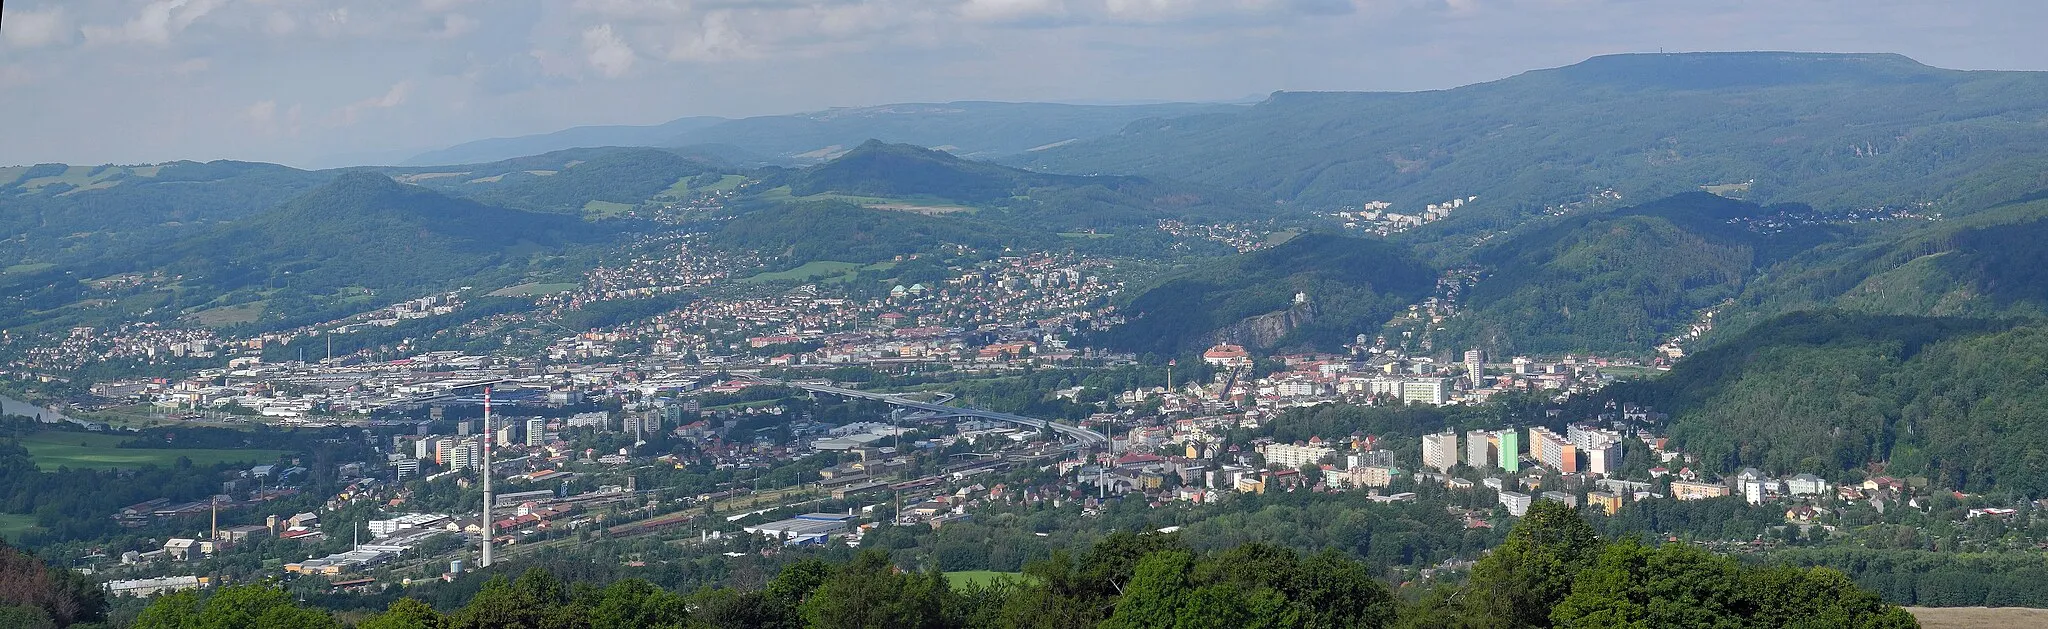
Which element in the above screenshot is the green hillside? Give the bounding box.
[1444,192,1839,354]
[711,201,1052,267]
[1020,52,2048,223]
[1095,232,1437,355]
[1604,311,2048,495]
[157,173,609,324]
[0,160,329,269]
[776,140,1266,231]
[1720,196,2048,337]
[397,147,717,215]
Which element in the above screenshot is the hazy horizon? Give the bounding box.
[5,0,2048,168]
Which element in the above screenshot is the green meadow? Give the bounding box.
[13,431,293,471]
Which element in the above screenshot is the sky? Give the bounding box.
[4,0,2047,168]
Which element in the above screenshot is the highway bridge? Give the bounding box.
[766,380,1109,448]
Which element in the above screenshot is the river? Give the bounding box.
[0,391,74,424]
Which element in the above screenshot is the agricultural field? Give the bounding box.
[582,200,637,218]
[0,513,39,542]
[184,301,267,327]
[14,431,293,471]
[1908,607,2048,629]
[661,174,747,198]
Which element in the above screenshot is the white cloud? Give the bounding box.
[335,81,412,125]
[666,11,755,62]
[2,7,75,49]
[265,11,300,36]
[80,0,225,46]
[583,24,638,77]
[960,0,1072,23]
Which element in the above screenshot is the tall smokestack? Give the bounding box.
[481,385,494,568]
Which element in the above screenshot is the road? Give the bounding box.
[760,379,1108,448]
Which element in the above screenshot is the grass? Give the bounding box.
[944,571,1033,588]
[583,200,637,218]
[14,431,293,471]
[490,282,581,297]
[184,301,266,327]
[662,174,747,198]
[1702,182,1753,195]
[1265,229,1304,247]
[753,186,972,214]
[1598,365,1668,380]
[3,262,55,275]
[0,513,38,542]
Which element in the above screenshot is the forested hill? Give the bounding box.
[1095,232,1437,355]
[1718,195,2048,336]
[1018,52,2048,220]
[788,140,1085,202]
[163,172,610,304]
[1601,311,2048,495]
[0,161,330,268]
[1440,192,1839,354]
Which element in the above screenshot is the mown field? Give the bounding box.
[1908,607,2048,629]
[14,431,292,471]
[0,513,39,541]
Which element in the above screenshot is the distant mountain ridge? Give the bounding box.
[1018,52,2048,223]
[403,101,1243,167]
[403,117,728,166]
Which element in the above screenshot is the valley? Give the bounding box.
[6,50,2048,628]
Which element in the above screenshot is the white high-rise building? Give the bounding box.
[1402,379,1450,406]
[1422,431,1459,474]
[1466,429,1496,470]
[449,438,482,471]
[1464,349,1486,388]
[526,418,547,447]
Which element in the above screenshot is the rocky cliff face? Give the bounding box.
[1201,302,1318,350]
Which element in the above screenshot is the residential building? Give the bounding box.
[1401,378,1450,406]
[1422,431,1459,474]
[1466,429,1496,470]
[1491,430,1521,473]
[1464,349,1485,388]
[1671,480,1730,501]
[392,456,419,480]
[526,418,547,447]
[1500,491,1533,517]
[1527,427,1578,473]
[1336,466,1397,489]
[1265,442,1335,469]
[1540,490,1578,507]
[1587,490,1623,515]
[1787,474,1829,496]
